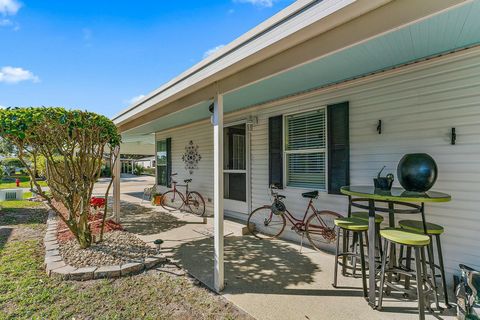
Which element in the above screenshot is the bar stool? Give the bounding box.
[378,228,434,320]
[351,211,384,255]
[399,219,450,307]
[332,217,368,298]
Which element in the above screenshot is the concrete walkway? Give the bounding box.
[94,176,456,320]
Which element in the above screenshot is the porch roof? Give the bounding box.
[116,0,480,140]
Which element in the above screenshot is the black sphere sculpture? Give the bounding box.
[397,153,438,192]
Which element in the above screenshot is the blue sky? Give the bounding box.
[0,0,294,117]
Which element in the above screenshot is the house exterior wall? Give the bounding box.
[155,47,480,280]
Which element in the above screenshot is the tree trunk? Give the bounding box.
[76,213,92,249]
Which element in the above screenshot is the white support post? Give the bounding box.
[213,94,225,292]
[113,148,121,223]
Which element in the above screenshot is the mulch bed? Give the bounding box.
[52,200,123,243]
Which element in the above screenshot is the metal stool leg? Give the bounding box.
[435,234,450,307]
[415,247,426,320]
[385,240,396,296]
[333,227,341,288]
[377,238,389,310]
[426,236,439,309]
[405,246,412,291]
[377,224,383,258]
[359,231,368,298]
[420,247,432,312]
[342,229,348,276]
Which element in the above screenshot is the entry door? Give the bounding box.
[224,123,248,213]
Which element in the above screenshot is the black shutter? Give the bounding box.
[268,115,283,189]
[166,138,172,188]
[327,101,350,194]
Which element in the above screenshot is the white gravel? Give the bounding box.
[59,231,158,268]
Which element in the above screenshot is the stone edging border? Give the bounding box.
[43,209,166,281]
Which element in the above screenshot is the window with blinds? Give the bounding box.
[156,140,168,186]
[284,108,327,189]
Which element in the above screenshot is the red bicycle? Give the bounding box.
[247,184,341,251]
[161,173,206,216]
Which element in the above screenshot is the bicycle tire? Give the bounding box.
[305,210,342,251]
[247,206,286,240]
[186,191,206,216]
[161,190,184,211]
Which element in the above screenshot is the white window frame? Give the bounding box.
[156,139,168,186]
[283,106,328,191]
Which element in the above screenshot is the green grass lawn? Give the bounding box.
[0,203,250,320]
[0,192,44,209]
[0,176,48,189]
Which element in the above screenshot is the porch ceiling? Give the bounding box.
[123,0,480,137]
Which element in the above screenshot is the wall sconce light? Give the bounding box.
[451,127,456,145]
[246,116,258,126]
[377,120,382,134]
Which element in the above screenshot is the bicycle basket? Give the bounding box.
[271,200,286,215]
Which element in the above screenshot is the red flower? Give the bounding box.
[90,197,106,208]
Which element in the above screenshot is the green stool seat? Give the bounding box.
[351,211,384,223]
[380,228,430,246]
[334,217,368,231]
[399,220,444,235]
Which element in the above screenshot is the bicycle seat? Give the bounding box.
[302,191,318,199]
[184,179,192,183]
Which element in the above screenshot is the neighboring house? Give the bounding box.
[135,156,155,169]
[113,0,480,291]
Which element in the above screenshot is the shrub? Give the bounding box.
[133,164,144,176]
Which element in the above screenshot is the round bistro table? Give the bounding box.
[340,186,451,308]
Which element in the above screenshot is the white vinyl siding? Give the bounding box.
[156,47,480,284]
[284,108,327,189]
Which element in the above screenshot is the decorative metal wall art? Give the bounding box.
[182,140,202,174]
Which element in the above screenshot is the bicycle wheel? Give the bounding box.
[247,206,286,240]
[161,190,184,211]
[306,210,342,251]
[186,191,206,216]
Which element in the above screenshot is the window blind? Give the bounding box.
[285,108,326,189]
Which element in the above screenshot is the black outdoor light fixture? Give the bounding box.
[377,120,382,134]
[208,102,214,113]
[451,127,456,145]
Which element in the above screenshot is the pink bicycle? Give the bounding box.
[161,173,206,216]
[247,184,341,251]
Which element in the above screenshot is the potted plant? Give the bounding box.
[151,191,163,206]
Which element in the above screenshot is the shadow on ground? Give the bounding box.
[118,201,188,235]
[169,235,366,297]
[0,227,13,251]
[0,208,47,226]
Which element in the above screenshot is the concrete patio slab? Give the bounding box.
[93,175,457,320]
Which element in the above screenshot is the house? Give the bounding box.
[113,0,480,292]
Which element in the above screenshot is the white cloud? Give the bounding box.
[203,45,225,59]
[234,0,276,7]
[127,94,145,105]
[0,66,39,84]
[0,18,11,26]
[0,0,22,15]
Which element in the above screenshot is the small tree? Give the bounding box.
[0,137,16,156]
[0,157,24,176]
[0,107,121,248]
